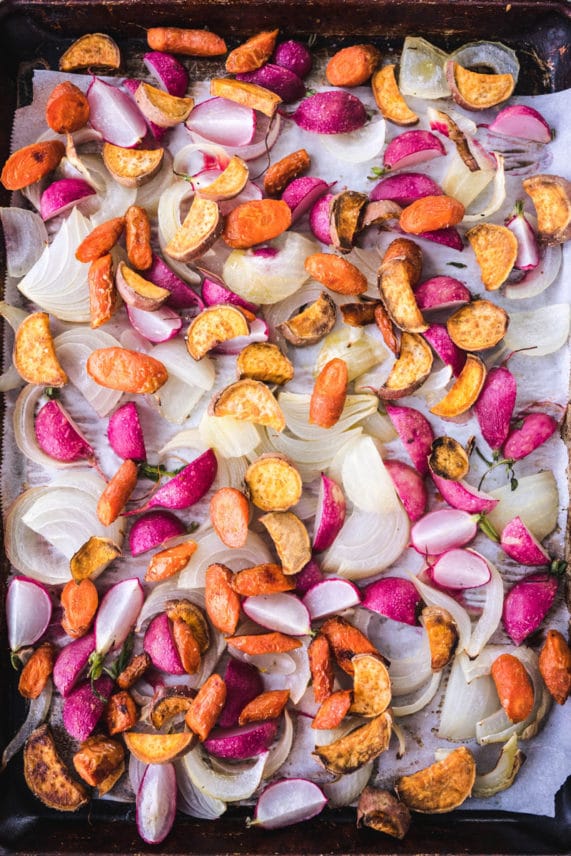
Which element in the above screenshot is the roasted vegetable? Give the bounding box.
[313,710,392,775]
[372,64,418,125]
[24,725,89,812]
[165,195,223,262]
[102,143,164,188]
[59,33,120,71]
[245,455,303,512]
[259,511,311,575]
[429,355,487,419]
[237,342,294,384]
[350,653,392,717]
[329,191,368,253]
[523,174,571,245]
[421,606,459,671]
[357,787,411,839]
[378,332,433,399]
[396,746,476,812]
[467,224,518,290]
[150,686,196,730]
[186,305,249,360]
[14,312,68,386]
[210,379,286,431]
[277,292,337,346]
[320,616,380,675]
[124,731,195,764]
[429,436,470,481]
[446,300,509,351]
[378,238,427,333]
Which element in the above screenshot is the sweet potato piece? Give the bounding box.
[447,61,515,110]
[350,653,392,717]
[320,616,380,676]
[378,332,433,399]
[25,725,88,812]
[86,347,168,394]
[446,300,509,351]
[205,563,241,636]
[312,689,353,730]
[70,536,121,582]
[375,304,400,355]
[46,82,90,134]
[165,195,223,262]
[185,674,227,741]
[304,254,367,296]
[210,77,282,118]
[105,690,138,735]
[124,731,195,764]
[59,33,120,71]
[429,436,470,481]
[150,686,196,730]
[89,254,120,329]
[378,261,428,333]
[211,379,286,432]
[187,305,249,360]
[467,224,517,290]
[238,689,290,725]
[372,64,418,125]
[73,735,124,789]
[277,292,337,346]
[259,511,311,575]
[166,600,210,653]
[226,29,279,74]
[102,143,164,188]
[18,643,55,700]
[308,634,334,703]
[237,342,294,385]
[330,191,369,253]
[421,606,459,671]
[96,761,125,797]
[226,632,302,655]
[198,155,249,201]
[357,787,411,839]
[232,563,295,595]
[245,455,302,512]
[264,148,310,197]
[134,82,194,128]
[314,711,392,775]
[382,237,423,284]
[1,140,65,191]
[116,652,151,690]
[14,312,68,386]
[430,354,486,419]
[340,301,380,327]
[145,540,198,583]
[171,618,202,674]
[523,174,571,246]
[396,746,476,813]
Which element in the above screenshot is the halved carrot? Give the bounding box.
[185,674,227,741]
[209,487,250,548]
[145,541,198,582]
[76,217,125,263]
[46,82,90,134]
[89,254,120,329]
[147,27,227,57]
[204,563,241,635]
[226,632,302,655]
[61,578,99,638]
[309,358,348,428]
[226,29,279,73]
[399,195,465,235]
[311,689,352,729]
[232,563,295,596]
[1,140,65,191]
[97,459,139,526]
[238,689,290,725]
[223,199,292,249]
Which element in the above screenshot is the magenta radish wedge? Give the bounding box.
[186,97,256,147]
[309,193,334,244]
[474,366,517,452]
[127,304,182,343]
[94,578,144,661]
[35,400,95,464]
[503,413,558,460]
[128,449,217,513]
[429,548,491,590]
[144,613,185,675]
[250,778,327,829]
[502,572,559,645]
[62,676,114,741]
[137,761,177,844]
[505,203,539,270]
[147,255,204,313]
[302,579,361,621]
[414,276,471,312]
[362,576,422,625]
[411,509,478,555]
[385,404,434,476]
[107,401,146,461]
[53,632,96,697]
[236,64,305,103]
[281,177,330,223]
[383,131,445,170]
[370,172,443,206]
[501,516,550,566]
[294,559,324,595]
[39,178,95,221]
[87,77,147,147]
[219,659,263,728]
[121,78,166,141]
[129,511,186,556]
[242,593,311,636]
[416,227,464,252]
[273,41,313,78]
[430,470,498,515]
[385,459,427,522]
[292,91,367,134]
[6,577,52,652]
[143,51,189,97]
[423,325,466,377]
[488,104,552,144]
[313,474,346,552]
[204,720,280,760]
[201,274,259,314]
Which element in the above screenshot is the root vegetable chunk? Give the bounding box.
[396,746,476,813]
[446,61,514,110]
[320,616,380,675]
[421,606,459,671]
[87,347,168,394]
[259,511,311,575]
[379,332,433,399]
[278,292,337,346]
[467,224,518,290]
[305,253,367,296]
[24,725,88,812]
[1,140,65,191]
[446,300,509,352]
[350,653,392,717]
[429,355,486,419]
[73,735,124,788]
[245,456,303,512]
[314,710,392,775]
[59,33,120,71]
[165,195,222,262]
[429,436,470,481]
[491,653,535,723]
[223,199,292,249]
[187,305,249,360]
[211,379,286,431]
[14,312,68,386]
[378,238,427,333]
[237,342,294,384]
[357,787,411,839]
[210,77,282,118]
[199,155,249,201]
[372,65,418,125]
[103,143,164,188]
[523,174,571,245]
[539,629,571,705]
[124,731,195,764]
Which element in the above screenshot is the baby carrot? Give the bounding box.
[223,199,292,249]
[232,563,295,596]
[539,629,571,705]
[61,578,99,639]
[309,358,348,428]
[185,674,227,741]
[18,643,55,699]
[88,254,120,329]
[76,217,125,263]
[326,44,380,87]
[97,459,139,526]
[209,487,250,548]
[399,195,465,235]
[226,29,279,73]
[308,634,334,703]
[45,82,90,134]
[226,632,302,655]
[1,140,65,191]
[491,653,535,723]
[125,205,153,271]
[312,689,352,730]
[147,27,227,57]
[145,541,198,583]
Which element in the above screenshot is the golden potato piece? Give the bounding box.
[115,262,170,311]
[357,787,411,839]
[314,710,392,775]
[59,33,120,71]
[102,143,164,188]
[14,312,68,386]
[210,78,282,118]
[73,735,125,788]
[199,155,249,202]
[134,82,194,128]
[150,686,196,730]
[123,731,195,764]
[378,332,433,399]
[70,536,121,582]
[351,653,392,717]
[340,301,381,327]
[447,62,515,110]
[372,64,418,125]
[211,379,286,431]
[396,746,476,813]
[330,191,369,254]
[246,455,303,512]
[187,305,249,360]
[466,224,518,290]
[523,174,571,246]
[378,259,428,333]
[259,510,311,575]
[446,299,508,351]
[430,354,486,419]
[278,292,337,346]
[165,195,223,262]
[166,599,210,653]
[237,342,294,385]
[97,760,125,797]
[429,436,470,481]
[421,606,459,671]
[24,725,88,812]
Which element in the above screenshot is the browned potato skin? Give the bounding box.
[357,787,412,839]
[278,292,337,346]
[165,195,223,262]
[330,191,369,253]
[313,710,392,775]
[150,685,196,729]
[73,735,125,787]
[378,332,433,399]
[340,301,381,327]
[237,342,294,385]
[24,725,89,812]
[210,379,286,432]
[70,536,121,582]
[523,174,571,246]
[421,606,459,671]
[429,436,470,481]
[396,746,476,813]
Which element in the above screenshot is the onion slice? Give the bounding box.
[322,505,410,580]
[399,37,450,99]
[472,734,525,797]
[6,576,52,651]
[176,762,226,819]
[182,746,267,802]
[505,244,561,300]
[87,77,147,147]
[1,679,53,771]
[502,303,570,357]
[449,41,520,83]
[438,655,498,740]
[409,573,472,654]
[392,672,442,718]
[55,327,124,417]
[318,119,386,163]
[487,472,558,541]
[0,207,48,277]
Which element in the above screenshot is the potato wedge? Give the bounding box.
[277,292,337,346]
[446,61,515,110]
[430,354,486,419]
[24,725,88,812]
[396,746,476,813]
[259,511,311,575]
[59,33,120,71]
[523,174,571,245]
[210,77,282,118]
[210,379,286,432]
[375,304,401,355]
[351,653,392,717]
[381,237,423,286]
[378,260,428,333]
[165,195,223,262]
[73,735,125,788]
[14,312,68,386]
[70,536,121,582]
[321,616,381,675]
[357,787,411,839]
[421,606,459,671]
[134,82,194,128]
[429,436,470,481]
[102,143,164,188]
[166,599,210,653]
[340,300,381,327]
[378,332,433,399]
[123,731,195,764]
[115,261,170,311]
[187,305,250,360]
[467,223,517,290]
[198,155,249,201]
[237,342,294,385]
[97,760,125,797]
[447,300,509,351]
[246,455,303,512]
[372,64,418,125]
[314,710,392,775]
[150,686,196,730]
[330,191,369,253]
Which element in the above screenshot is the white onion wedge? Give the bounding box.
[342,436,401,514]
[399,37,450,99]
[199,412,261,458]
[487,471,558,540]
[150,338,214,424]
[323,762,373,807]
[178,530,272,589]
[318,119,386,163]
[263,710,294,779]
[176,762,226,819]
[1,679,52,771]
[505,244,561,300]
[250,778,326,829]
[322,506,410,580]
[260,641,311,703]
[137,762,177,845]
[392,672,442,717]
[438,655,498,740]
[242,594,311,636]
[503,303,570,357]
[303,579,361,621]
[409,573,472,655]
[182,746,267,801]
[463,154,506,222]
[472,734,525,797]
[465,561,504,659]
[0,207,48,277]
[55,327,124,417]
[6,577,52,652]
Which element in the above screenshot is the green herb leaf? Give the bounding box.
[367,165,387,181]
[44,386,60,400]
[447,262,467,269]
[478,515,500,542]
[139,462,186,482]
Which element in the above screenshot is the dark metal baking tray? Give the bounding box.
[1,2,571,853]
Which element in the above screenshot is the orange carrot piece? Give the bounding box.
[97,459,139,526]
[61,578,99,639]
[263,148,310,197]
[147,27,227,57]
[304,253,367,296]
[232,563,295,596]
[45,82,90,134]
[238,689,290,725]
[539,629,571,705]
[309,358,348,428]
[491,653,535,723]
[226,29,279,73]
[145,541,198,583]
[105,690,138,735]
[18,642,55,699]
[226,632,302,655]
[308,634,335,703]
[185,674,227,741]
[125,205,153,271]
[223,199,292,249]
[86,347,168,394]
[171,618,202,675]
[1,140,65,191]
[399,195,465,235]
[326,44,380,87]
[89,254,120,329]
[116,652,152,690]
[209,487,250,548]
[76,217,125,263]
[320,616,379,675]
[204,563,241,636]
[312,689,353,730]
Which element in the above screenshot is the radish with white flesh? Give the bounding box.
[219,659,263,728]
[501,516,550,566]
[414,276,471,312]
[129,511,186,556]
[281,177,330,223]
[87,77,147,147]
[53,633,95,697]
[147,255,204,312]
[250,779,326,829]
[35,400,95,464]
[474,366,517,452]
[302,579,361,620]
[144,613,184,675]
[121,77,166,141]
[383,130,445,170]
[90,578,144,679]
[236,65,305,103]
[370,171,443,206]
[488,104,552,143]
[62,676,114,741]
[503,413,558,460]
[385,404,434,476]
[429,548,491,590]
[242,594,311,636]
[385,459,428,522]
[423,325,466,377]
[6,576,52,652]
[430,470,498,515]
[502,572,559,645]
[201,275,259,314]
[127,304,183,343]
[128,449,217,513]
[295,559,324,595]
[362,576,422,625]
[312,474,346,552]
[186,97,256,147]
[411,509,477,555]
[108,401,146,461]
[39,178,95,221]
[309,193,333,244]
[143,51,189,97]
[292,91,367,134]
[505,203,539,270]
[137,762,177,845]
[203,720,280,760]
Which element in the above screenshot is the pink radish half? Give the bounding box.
[362,576,422,625]
[385,459,427,522]
[411,509,477,555]
[383,131,445,170]
[137,761,177,844]
[430,470,498,515]
[502,572,559,645]
[40,178,95,221]
[95,578,144,658]
[186,97,256,146]
[147,255,204,313]
[506,204,539,271]
[201,274,259,314]
[144,613,185,675]
[474,366,517,452]
[488,104,552,144]
[414,276,471,312]
[36,400,95,464]
[370,171,443,206]
[429,548,491,590]
[53,633,96,697]
[204,720,279,759]
[107,401,146,461]
[501,516,550,566]
[302,579,361,620]
[127,304,182,343]
[129,511,186,556]
[62,677,114,742]
[6,576,52,652]
[313,474,346,552]
[251,778,326,829]
[309,193,334,244]
[219,659,263,728]
[281,177,330,223]
[423,324,466,377]
[503,413,558,460]
[87,77,147,147]
[385,404,434,476]
[236,64,305,103]
[416,228,464,252]
[292,91,367,134]
[295,559,324,595]
[143,51,189,97]
[128,449,217,514]
[273,41,313,79]
[242,593,311,636]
